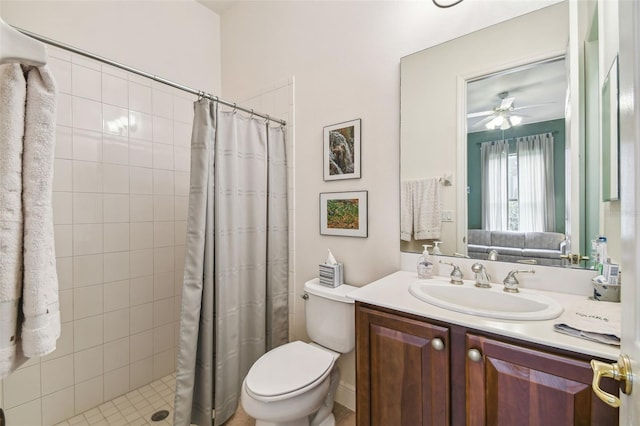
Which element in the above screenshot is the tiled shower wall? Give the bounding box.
[0,46,193,424]
[239,78,296,339]
[1,47,296,424]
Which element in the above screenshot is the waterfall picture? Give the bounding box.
[323,119,361,180]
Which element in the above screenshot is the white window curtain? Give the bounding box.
[517,133,555,232]
[481,140,509,230]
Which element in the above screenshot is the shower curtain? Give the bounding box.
[174,99,289,426]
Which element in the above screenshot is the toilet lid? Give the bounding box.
[246,341,335,397]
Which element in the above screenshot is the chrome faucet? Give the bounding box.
[488,249,498,261]
[503,269,535,293]
[471,263,491,288]
[439,260,464,285]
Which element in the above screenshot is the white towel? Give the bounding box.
[413,178,442,240]
[0,64,59,378]
[553,299,621,346]
[400,180,413,242]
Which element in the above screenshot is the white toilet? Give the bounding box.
[241,279,357,426]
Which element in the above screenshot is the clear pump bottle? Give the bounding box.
[417,244,434,279]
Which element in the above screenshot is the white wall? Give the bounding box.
[219,0,563,409]
[1,0,221,94]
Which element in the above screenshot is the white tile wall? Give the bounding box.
[238,78,296,339]
[0,47,193,425]
[2,49,295,425]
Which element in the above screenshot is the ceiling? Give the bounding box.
[197,0,237,15]
[467,57,567,133]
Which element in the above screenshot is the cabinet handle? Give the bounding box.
[467,348,482,362]
[431,338,445,351]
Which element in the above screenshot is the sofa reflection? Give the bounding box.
[468,229,567,266]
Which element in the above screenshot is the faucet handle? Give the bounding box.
[471,262,491,288]
[439,260,464,285]
[503,269,535,293]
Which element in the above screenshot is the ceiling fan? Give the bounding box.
[467,91,525,130]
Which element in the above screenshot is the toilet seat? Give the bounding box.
[245,341,337,402]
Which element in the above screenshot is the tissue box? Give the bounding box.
[319,263,343,288]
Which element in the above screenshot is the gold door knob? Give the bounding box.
[590,354,633,407]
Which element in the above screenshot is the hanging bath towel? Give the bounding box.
[0,64,60,378]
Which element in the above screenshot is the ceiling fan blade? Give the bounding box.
[512,102,556,111]
[467,110,495,118]
[499,97,515,109]
[470,114,496,128]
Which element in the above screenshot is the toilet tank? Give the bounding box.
[303,279,358,353]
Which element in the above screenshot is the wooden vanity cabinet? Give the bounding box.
[356,304,450,425]
[355,302,619,426]
[466,333,619,426]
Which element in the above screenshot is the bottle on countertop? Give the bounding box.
[594,236,608,274]
[417,244,434,279]
[433,241,442,255]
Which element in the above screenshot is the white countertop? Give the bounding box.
[349,270,620,361]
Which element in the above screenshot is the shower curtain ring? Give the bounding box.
[250,109,254,118]
[264,114,270,124]
[233,103,237,114]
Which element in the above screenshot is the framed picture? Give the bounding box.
[323,119,361,181]
[320,191,368,237]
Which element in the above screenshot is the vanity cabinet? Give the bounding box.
[355,304,450,425]
[355,302,619,426]
[466,333,618,426]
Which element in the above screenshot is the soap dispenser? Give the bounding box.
[417,244,434,279]
[433,241,442,255]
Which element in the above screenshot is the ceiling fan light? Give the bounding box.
[510,115,523,126]
[500,118,511,130]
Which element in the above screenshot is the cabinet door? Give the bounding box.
[356,304,450,426]
[466,333,619,426]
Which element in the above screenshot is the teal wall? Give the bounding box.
[467,119,566,233]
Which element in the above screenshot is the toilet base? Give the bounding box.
[255,419,310,426]
[254,413,335,426]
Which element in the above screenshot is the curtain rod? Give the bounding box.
[13,25,287,126]
[475,130,559,145]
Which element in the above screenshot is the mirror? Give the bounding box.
[400,1,621,269]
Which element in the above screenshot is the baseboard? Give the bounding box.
[335,380,356,412]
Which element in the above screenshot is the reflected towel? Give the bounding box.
[0,64,59,379]
[413,177,442,240]
[400,180,413,241]
[553,299,621,346]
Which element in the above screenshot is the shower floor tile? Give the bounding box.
[55,373,176,426]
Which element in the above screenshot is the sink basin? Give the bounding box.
[408,280,563,321]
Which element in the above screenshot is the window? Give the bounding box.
[507,153,519,231]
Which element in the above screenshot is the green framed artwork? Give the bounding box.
[319,191,368,237]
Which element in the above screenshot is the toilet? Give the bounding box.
[241,279,357,426]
